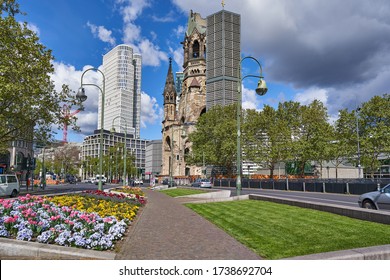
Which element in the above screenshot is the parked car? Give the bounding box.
[191,178,213,188]
[134,179,143,185]
[0,174,20,197]
[66,175,76,184]
[358,183,390,210]
[162,178,177,187]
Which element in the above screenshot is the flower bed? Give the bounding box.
[112,186,145,196]
[109,186,146,205]
[0,191,146,251]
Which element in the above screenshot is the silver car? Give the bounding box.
[191,179,213,188]
[358,184,390,210]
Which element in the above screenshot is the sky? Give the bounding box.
[16,0,390,143]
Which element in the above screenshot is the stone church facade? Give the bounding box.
[161,11,207,180]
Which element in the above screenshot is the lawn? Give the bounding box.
[186,199,390,259]
[160,188,208,197]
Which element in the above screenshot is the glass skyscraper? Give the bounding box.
[100,44,142,138]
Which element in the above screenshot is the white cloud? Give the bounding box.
[50,62,103,136]
[117,0,168,67]
[242,86,261,110]
[51,62,164,138]
[151,10,177,23]
[140,92,164,128]
[172,0,390,113]
[86,22,116,46]
[171,47,184,70]
[26,23,40,35]
[136,39,169,67]
[122,22,142,43]
[294,87,328,106]
[118,0,151,23]
[174,25,186,38]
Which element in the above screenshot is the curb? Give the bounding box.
[284,244,390,260]
[176,190,231,199]
[0,238,115,260]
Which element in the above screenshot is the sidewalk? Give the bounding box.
[115,189,261,260]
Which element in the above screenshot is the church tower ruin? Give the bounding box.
[161,11,207,180]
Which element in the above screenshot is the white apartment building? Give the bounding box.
[81,129,148,180]
[100,44,142,138]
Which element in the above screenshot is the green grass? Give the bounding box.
[160,188,207,197]
[186,200,390,259]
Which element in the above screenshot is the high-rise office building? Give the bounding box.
[175,71,184,108]
[100,44,142,138]
[206,10,241,110]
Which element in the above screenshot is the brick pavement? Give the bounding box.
[115,189,261,260]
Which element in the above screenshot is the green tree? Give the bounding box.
[243,101,303,177]
[188,104,237,177]
[292,100,333,176]
[329,109,358,179]
[103,143,136,182]
[82,156,99,178]
[0,0,79,151]
[358,94,390,177]
[53,145,81,176]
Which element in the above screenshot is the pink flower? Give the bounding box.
[50,215,61,221]
[64,219,74,225]
[4,216,18,223]
[28,218,38,225]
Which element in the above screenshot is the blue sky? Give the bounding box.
[17,0,390,143]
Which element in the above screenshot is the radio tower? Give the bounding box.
[62,104,81,143]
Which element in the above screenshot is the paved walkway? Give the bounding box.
[115,189,261,260]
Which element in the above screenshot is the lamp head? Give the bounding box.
[110,127,116,133]
[76,87,88,102]
[255,78,268,96]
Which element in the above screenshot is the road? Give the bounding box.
[1,182,120,199]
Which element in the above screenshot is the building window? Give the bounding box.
[193,41,200,58]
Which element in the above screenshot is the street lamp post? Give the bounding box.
[356,107,362,179]
[41,147,46,189]
[111,116,128,186]
[236,56,268,196]
[116,147,119,182]
[76,68,105,191]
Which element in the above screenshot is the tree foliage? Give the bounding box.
[358,94,390,177]
[328,108,357,178]
[188,104,237,177]
[0,0,79,151]
[293,100,333,176]
[243,101,302,177]
[101,143,137,179]
[189,95,389,178]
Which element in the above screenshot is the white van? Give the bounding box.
[0,174,20,197]
[94,175,107,185]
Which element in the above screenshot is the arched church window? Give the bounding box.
[193,41,200,58]
[165,136,172,151]
[200,107,206,117]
